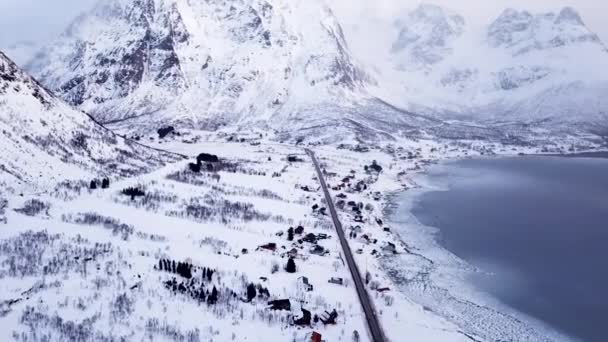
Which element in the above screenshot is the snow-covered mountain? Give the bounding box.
[0,51,178,189]
[25,1,608,138]
[29,0,370,131]
[390,4,465,70]
[360,4,608,132]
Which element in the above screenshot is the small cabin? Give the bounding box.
[259,243,277,252]
[302,233,317,244]
[382,242,397,254]
[287,248,299,258]
[328,277,343,285]
[298,277,313,292]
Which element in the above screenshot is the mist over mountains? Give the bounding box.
[3,1,608,138]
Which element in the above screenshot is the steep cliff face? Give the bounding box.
[29,0,370,128]
[0,51,177,188]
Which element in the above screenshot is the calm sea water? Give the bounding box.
[412,156,608,342]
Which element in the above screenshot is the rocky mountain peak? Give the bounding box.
[488,7,601,55]
[555,7,584,26]
[391,3,465,68]
[29,0,368,127]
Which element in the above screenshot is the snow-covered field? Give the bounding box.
[1,127,602,341]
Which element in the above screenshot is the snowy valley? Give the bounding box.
[1,1,607,342]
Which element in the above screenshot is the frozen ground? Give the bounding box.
[0,129,603,341]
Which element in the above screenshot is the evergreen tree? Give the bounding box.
[208,286,218,304]
[287,227,294,241]
[285,257,296,273]
[246,283,257,302]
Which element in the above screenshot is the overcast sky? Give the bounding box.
[0,0,607,48]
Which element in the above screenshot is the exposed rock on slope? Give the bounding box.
[0,51,179,189]
[29,0,370,129]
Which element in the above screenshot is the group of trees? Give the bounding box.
[14,199,49,217]
[157,258,216,282]
[89,178,110,190]
[169,197,272,224]
[158,259,193,279]
[63,212,134,241]
[164,277,219,305]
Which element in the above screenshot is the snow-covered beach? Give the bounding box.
[382,154,608,342]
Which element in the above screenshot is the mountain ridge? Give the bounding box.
[0,50,180,190]
[19,1,608,139]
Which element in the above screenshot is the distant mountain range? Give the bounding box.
[372,5,608,131]
[4,1,608,138]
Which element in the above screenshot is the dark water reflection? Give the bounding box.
[412,156,608,342]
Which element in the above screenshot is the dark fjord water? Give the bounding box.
[412,156,608,342]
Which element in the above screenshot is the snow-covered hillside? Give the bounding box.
[29,0,370,131]
[0,51,179,190]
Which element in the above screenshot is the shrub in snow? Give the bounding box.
[157,126,175,139]
[62,212,134,240]
[196,153,219,163]
[271,262,279,274]
[111,293,134,320]
[145,318,201,342]
[188,162,201,173]
[20,306,98,341]
[0,198,7,224]
[14,199,50,217]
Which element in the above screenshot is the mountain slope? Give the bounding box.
[354,5,608,133]
[29,0,370,130]
[0,51,179,189]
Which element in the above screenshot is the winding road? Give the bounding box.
[306,149,387,342]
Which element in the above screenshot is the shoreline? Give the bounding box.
[379,156,575,342]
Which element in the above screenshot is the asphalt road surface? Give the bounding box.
[306,149,387,342]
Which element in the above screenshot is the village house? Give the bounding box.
[298,276,314,292]
[328,277,343,285]
[382,242,397,254]
[302,233,317,244]
[258,242,277,252]
[287,248,299,258]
